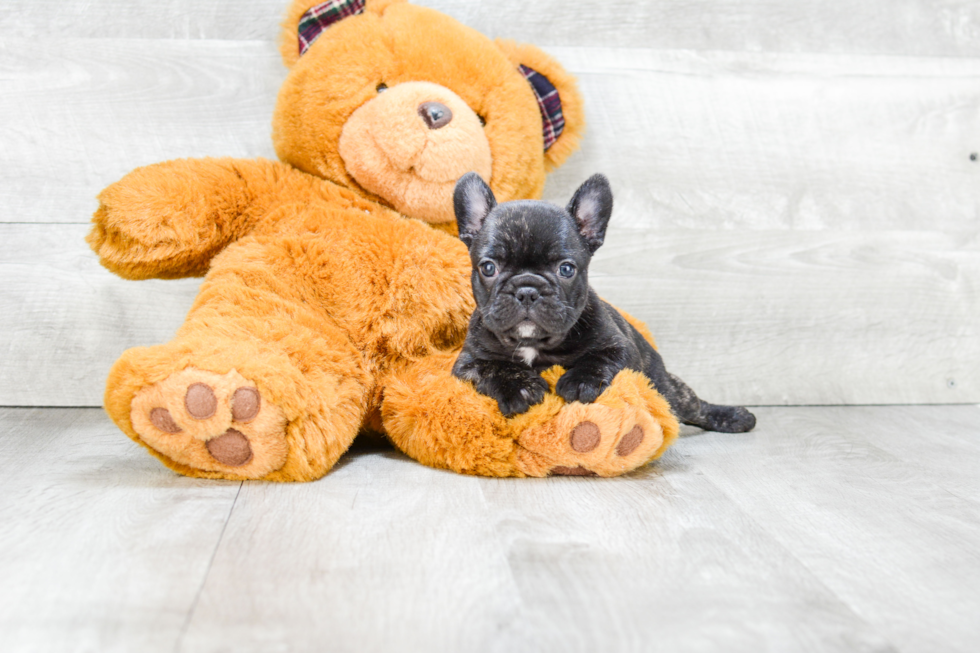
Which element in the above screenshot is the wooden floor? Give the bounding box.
[1,405,978,653]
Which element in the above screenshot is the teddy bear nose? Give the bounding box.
[418,101,453,129]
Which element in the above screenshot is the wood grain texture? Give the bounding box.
[853,405,980,503]
[0,0,284,40]
[591,228,980,406]
[543,49,980,232]
[2,0,979,57]
[474,471,891,653]
[3,42,978,232]
[3,406,979,652]
[0,224,200,406]
[178,434,892,653]
[2,31,979,408]
[2,225,976,406]
[687,406,980,653]
[179,449,524,653]
[0,405,955,652]
[0,39,280,226]
[0,408,241,653]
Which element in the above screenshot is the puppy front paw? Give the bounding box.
[556,366,613,404]
[478,372,549,418]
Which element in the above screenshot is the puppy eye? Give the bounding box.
[479,260,497,277]
[558,262,576,278]
[477,114,486,127]
[376,83,388,93]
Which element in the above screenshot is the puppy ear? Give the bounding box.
[567,174,613,254]
[454,173,497,248]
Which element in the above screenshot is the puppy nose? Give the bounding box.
[418,101,453,129]
[515,286,540,305]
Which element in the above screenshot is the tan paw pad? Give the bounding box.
[130,368,288,478]
[519,401,665,478]
[569,421,601,452]
[551,465,598,477]
[149,407,181,433]
[231,387,261,422]
[206,429,254,467]
[185,383,217,419]
[616,425,645,457]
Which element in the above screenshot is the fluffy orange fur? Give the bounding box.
[88,0,678,482]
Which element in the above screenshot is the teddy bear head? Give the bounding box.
[273,0,585,225]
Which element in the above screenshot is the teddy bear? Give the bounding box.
[86,0,679,482]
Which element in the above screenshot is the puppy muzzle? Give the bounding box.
[483,277,571,344]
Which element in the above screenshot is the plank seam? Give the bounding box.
[173,481,243,653]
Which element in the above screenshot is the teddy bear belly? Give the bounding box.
[205,203,476,367]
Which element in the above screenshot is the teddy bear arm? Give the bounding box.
[87,157,342,280]
[379,351,525,477]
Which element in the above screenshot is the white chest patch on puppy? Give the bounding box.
[517,347,537,366]
[517,322,537,338]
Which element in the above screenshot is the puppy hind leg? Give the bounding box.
[694,400,757,433]
[621,309,755,434]
[662,372,756,433]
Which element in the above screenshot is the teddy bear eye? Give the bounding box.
[376,83,388,93]
[558,262,576,278]
[479,260,497,277]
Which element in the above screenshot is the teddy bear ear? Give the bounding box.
[279,0,405,68]
[494,39,586,171]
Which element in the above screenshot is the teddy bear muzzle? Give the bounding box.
[338,81,492,224]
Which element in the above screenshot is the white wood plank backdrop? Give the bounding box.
[3,0,979,56]
[1,1,978,407]
[3,224,976,406]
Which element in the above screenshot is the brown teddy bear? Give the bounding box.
[86,0,679,482]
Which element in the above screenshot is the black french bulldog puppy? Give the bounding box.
[451,172,756,433]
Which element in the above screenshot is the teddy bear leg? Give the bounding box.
[379,350,519,477]
[512,369,680,478]
[105,264,373,482]
[109,324,370,482]
[380,353,679,478]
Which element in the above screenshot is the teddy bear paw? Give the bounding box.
[516,400,667,478]
[130,368,289,478]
